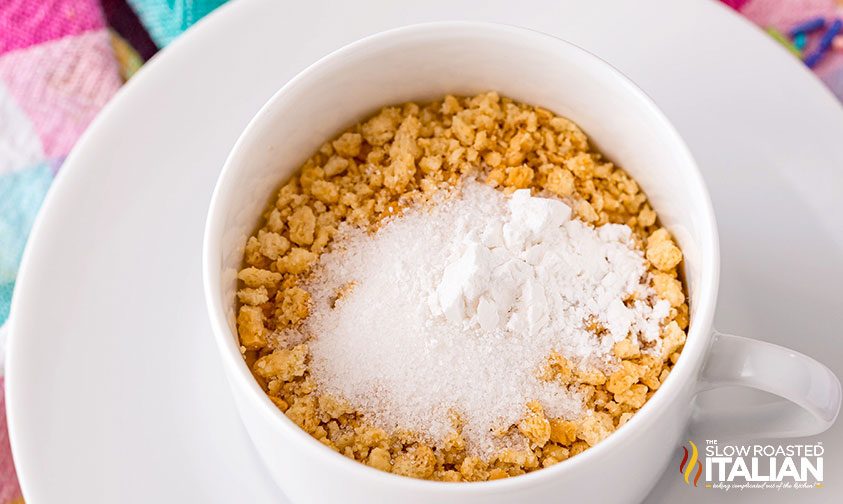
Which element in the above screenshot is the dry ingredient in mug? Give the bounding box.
[305,181,669,458]
[235,92,690,481]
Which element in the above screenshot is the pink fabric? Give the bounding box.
[0,0,105,56]
[0,30,122,158]
[0,6,122,501]
[722,0,752,9]
[738,0,843,96]
[0,378,21,504]
[741,0,837,25]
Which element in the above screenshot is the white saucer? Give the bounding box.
[6,0,842,502]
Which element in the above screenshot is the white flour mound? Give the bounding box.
[302,180,668,457]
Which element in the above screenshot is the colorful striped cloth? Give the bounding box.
[0,0,842,501]
[0,2,225,501]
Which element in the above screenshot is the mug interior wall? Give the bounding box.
[217,27,707,342]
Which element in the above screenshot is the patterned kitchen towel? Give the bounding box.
[0,1,841,502]
[727,0,843,95]
[0,2,225,501]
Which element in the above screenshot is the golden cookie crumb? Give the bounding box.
[289,206,316,245]
[234,93,689,482]
[384,152,416,193]
[237,286,269,306]
[253,344,308,381]
[542,352,573,383]
[661,321,687,360]
[615,383,648,408]
[613,338,641,359]
[518,402,551,448]
[324,156,350,177]
[237,305,266,349]
[459,457,488,481]
[286,396,319,433]
[436,470,462,482]
[549,418,578,445]
[392,444,436,479]
[652,272,685,307]
[545,167,576,197]
[488,468,509,480]
[238,267,281,289]
[277,247,317,275]
[504,164,534,188]
[277,286,310,327]
[497,448,539,469]
[311,180,340,204]
[575,367,607,386]
[606,361,642,395]
[646,228,683,271]
[367,447,393,472]
[541,443,570,467]
[244,236,263,266]
[636,355,664,390]
[576,412,614,447]
[318,395,354,419]
[332,132,363,158]
[361,107,401,146]
[258,230,290,260]
[451,113,475,147]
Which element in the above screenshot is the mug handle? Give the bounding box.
[689,331,841,440]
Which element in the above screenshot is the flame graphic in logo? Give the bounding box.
[679,440,702,487]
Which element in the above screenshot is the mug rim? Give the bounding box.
[202,20,720,493]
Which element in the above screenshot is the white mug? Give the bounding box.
[203,22,841,503]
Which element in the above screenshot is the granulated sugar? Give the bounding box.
[302,180,668,456]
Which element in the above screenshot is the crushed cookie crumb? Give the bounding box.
[234,93,689,482]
